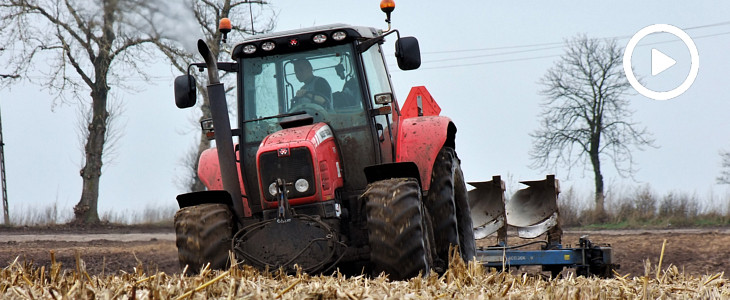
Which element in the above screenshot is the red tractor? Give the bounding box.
[173,2,475,279]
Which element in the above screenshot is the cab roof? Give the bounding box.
[231,24,382,59]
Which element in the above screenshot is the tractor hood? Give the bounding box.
[260,122,334,147]
[256,122,342,209]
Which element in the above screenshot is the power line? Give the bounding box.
[423,41,564,55]
[418,54,560,70]
[683,21,730,30]
[421,20,730,55]
[22,75,174,82]
[639,31,730,47]
[17,21,730,78]
[425,45,564,64]
[400,25,730,71]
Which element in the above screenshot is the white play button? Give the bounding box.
[651,48,676,76]
[624,24,699,100]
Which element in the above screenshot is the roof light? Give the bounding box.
[219,18,232,32]
[242,44,257,54]
[332,31,347,41]
[219,18,232,43]
[380,0,395,12]
[261,41,275,51]
[380,0,395,30]
[313,33,327,44]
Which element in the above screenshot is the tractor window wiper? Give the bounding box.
[243,111,306,123]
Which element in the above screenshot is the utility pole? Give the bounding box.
[0,106,7,224]
[0,48,10,225]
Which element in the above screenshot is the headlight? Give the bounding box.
[261,41,275,51]
[242,44,257,54]
[268,182,278,196]
[295,178,309,193]
[312,33,327,44]
[332,31,347,41]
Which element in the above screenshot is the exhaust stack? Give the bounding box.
[197,39,245,220]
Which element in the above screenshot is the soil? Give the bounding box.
[1,225,728,277]
[1,224,179,275]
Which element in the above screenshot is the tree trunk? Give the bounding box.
[590,152,606,222]
[73,88,109,224]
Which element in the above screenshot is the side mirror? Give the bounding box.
[174,75,197,108]
[395,36,421,70]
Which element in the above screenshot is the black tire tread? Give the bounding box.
[174,203,233,274]
[364,178,430,280]
[426,147,476,264]
[453,156,476,260]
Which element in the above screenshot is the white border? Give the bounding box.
[623,24,700,101]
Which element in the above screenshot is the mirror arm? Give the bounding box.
[187,62,238,74]
[357,29,400,53]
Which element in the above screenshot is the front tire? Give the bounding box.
[425,147,476,267]
[174,203,234,275]
[364,178,431,280]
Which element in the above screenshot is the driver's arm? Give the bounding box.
[297,77,331,105]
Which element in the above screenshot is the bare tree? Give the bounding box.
[719,150,730,184]
[0,0,168,224]
[0,48,19,80]
[153,0,276,192]
[530,35,655,221]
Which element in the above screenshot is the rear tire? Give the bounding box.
[364,178,431,280]
[174,203,234,275]
[425,147,476,267]
[453,158,476,261]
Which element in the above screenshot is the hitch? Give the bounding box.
[275,178,293,223]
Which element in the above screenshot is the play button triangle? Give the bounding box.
[651,48,676,76]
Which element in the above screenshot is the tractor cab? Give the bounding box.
[229,24,420,211]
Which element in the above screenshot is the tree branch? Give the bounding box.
[6,1,91,54]
[531,35,655,181]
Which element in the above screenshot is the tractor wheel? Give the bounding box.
[453,157,476,261]
[174,203,234,275]
[364,178,431,280]
[425,147,476,267]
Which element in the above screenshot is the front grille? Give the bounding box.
[259,147,316,201]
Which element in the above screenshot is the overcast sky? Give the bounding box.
[2,1,729,222]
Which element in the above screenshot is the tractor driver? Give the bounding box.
[293,58,332,108]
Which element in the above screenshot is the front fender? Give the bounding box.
[176,190,232,209]
[198,148,224,190]
[395,116,456,190]
[197,147,251,216]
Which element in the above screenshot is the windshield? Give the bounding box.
[241,44,366,143]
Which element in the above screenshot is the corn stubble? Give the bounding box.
[1,251,727,299]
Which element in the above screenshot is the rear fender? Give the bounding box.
[197,147,251,216]
[395,116,456,190]
[364,162,421,187]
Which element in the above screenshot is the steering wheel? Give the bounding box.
[291,90,332,110]
[288,100,329,122]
